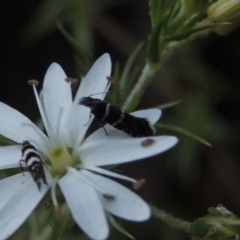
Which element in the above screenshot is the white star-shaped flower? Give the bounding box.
[0,54,178,240]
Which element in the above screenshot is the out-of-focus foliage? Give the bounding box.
[56,21,92,69]
[23,0,93,54]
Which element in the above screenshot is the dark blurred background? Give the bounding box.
[1,0,240,239]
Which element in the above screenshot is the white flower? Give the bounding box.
[0,54,178,240]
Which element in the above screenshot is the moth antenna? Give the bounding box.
[88,87,130,98]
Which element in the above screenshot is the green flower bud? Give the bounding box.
[190,205,240,239]
[207,0,240,35]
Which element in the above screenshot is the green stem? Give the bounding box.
[122,62,160,112]
[151,205,192,233]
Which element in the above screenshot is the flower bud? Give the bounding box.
[207,0,240,35]
[190,205,240,239]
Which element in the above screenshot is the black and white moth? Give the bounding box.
[79,97,155,137]
[20,141,48,190]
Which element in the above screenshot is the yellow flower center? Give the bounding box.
[49,146,74,174]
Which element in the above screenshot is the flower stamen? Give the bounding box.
[28,79,39,86]
[81,165,137,183]
[65,77,78,84]
[133,178,146,190]
[28,80,53,143]
[68,167,112,196]
[51,176,60,208]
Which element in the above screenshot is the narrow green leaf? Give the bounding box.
[165,0,183,32]
[147,20,162,64]
[0,135,17,145]
[108,214,135,240]
[126,64,142,91]
[107,43,144,106]
[179,13,206,32]
[164,0,181,25]
[22,1,65,43]
[155,99,182,110]
[165,22,230,41]
[156,123,212,147]
[120,42,144,90]
[56,21,92,69]
[106,62,121,105]
[149,0,162,27]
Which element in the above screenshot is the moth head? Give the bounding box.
[79,97,93,107]
[22,140,30,147]
[79,97,102,108]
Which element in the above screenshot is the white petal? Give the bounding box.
[59,168,109,240]
[84,108,162,143]
[131,109,161,124]
[0,172,50,240]
[0,174,24,212]
[0,102,48,154]
[82,170,150,221]
[0,145,21,170]
[76,53,112,102]
[68,54,112,146]
[42,63,72,141]
[79,136,178,166]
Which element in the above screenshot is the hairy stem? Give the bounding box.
[122,62,160,112]
[151,205,192,233]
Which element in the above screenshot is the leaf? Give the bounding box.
[56,21,92,69]
[147,1,182,63]
[179,13,206,32]
[155,99,182,110]
[22,0,66,43]
[156,124,212,147]
[108,214,135,240]
[149,0,162,27]
[107,62,121,105]
[162,0,181,31]
[107,43,144,106]
[147,20,163,64]
[165,22,230,41]
[120,42,144,90]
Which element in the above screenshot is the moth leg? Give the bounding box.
[19,159,25,176]
[102,126,108,136]
[98,121,108,136]
[45,200,52,210]
[84,112,92,126]
[105,80,111,90]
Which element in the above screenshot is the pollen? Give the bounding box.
[49,147,74,174]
